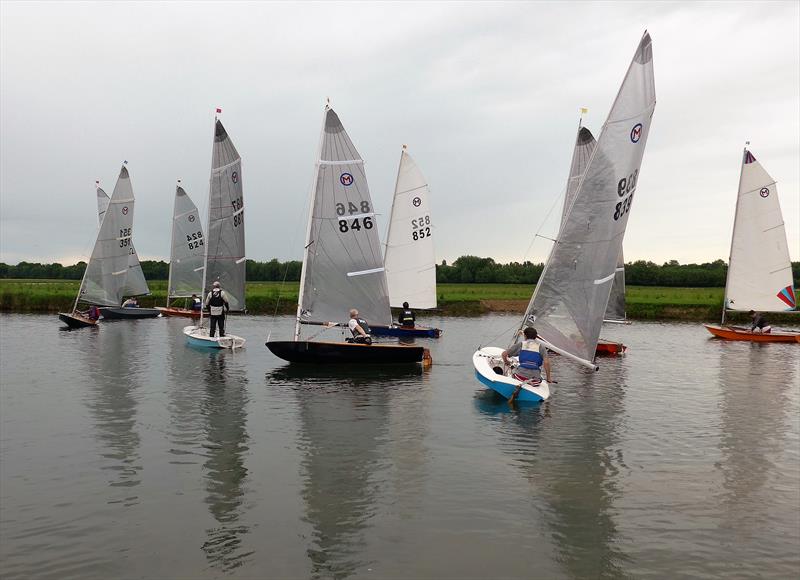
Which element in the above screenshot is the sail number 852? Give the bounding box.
[614,170,638,221]
[411,215,431,241]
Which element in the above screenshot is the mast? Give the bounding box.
[294,104,329,341]
[721,143,748,325]
[198,114,218,328]
[165,181,179,308]
[383,145,406,262]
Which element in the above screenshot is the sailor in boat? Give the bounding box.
[122,297,139,308]
[78,305,100,321]
[191,294,202,312]
[502,327,552,404]
[749,310,772,334]
[204,281,230,337]
[346,309,372,345]
[398,302,416,328]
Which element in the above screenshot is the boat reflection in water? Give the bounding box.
[199,350,252,571]
[715,341,798,577]
[83,320,146,504]
[268,364,423,578]
[474,359,629,579]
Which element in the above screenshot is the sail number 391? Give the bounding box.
[614,169,638,221]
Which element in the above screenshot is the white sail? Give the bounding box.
[204,120,246,311]
[98,183,149,297]
[96,187,110,224]
[522,32,656,366]
[80,166,144,306]
[167,185,205,299]
[384,148,437,309]
[297,106,391,328]
[724,149,796,312]
[605,250,627,321]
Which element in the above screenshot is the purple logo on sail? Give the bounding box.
[231,171,238,184]
[188,214,195,222]
[760,188,769,198]
[340,173,354,186]
[630,123,643,143]
[122,206,128,215]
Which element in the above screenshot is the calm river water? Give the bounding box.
[1,313,798,579]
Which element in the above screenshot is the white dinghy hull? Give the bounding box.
[472,347,550,403]
[183,325,246,350]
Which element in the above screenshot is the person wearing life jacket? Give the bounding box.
[501,327,552,403]
[191,294,202,311]
[748,310,771,334]
[204,281,230,337]
[122,297,139,308]
[398,302,416,328]
[346,309,372,345]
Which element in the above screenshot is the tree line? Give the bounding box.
[1,257,799,288]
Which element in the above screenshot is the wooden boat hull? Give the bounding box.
[596,339,627,356]
[265,340,428,364]
[99,307,161,320]
[183,325,246,349]
[472,346,550,403]
[370,324,442,338]
[58,312,98,329]
[156,306,201,318]
[704,324,800,343]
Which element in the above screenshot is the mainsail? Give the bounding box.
[80,166,146,306]
[384,147,437,309]
[724,148,795,314]
[297,106,391,329]
[167,185,205,300]
[204,120,246,311]
[97,184,149,297]
[522,32,656,367]
[560,127,626,322]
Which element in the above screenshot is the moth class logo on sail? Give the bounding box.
[630,123,643,143]
[121,206,129,215]
[412,197,422,207]
[760,187,770,198]
[340,173,354,187]
[231,171,238,184]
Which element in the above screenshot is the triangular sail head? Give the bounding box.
[725,149,795,312]
[168,185,205,299]
[384,148,437,309]
[81,165,147,306]
[522,31,655,365]
[204,119,246,311]
[97,187,110,225]
[298,106,391,326]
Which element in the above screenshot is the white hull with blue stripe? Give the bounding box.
[183,325,246,350]
[472,347,550,403]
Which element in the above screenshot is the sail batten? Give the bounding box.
[522,31,656,362]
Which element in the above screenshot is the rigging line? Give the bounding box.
[521,184,568,264]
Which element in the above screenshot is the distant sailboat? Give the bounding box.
[265,105,429,364]
[373,146,442,338]
[59,165,159,327]
[157,184,205,318]
[183,118,246,348]
[474,31,656,402]
[705,146,798,342]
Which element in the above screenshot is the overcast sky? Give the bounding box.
[1,1,798,267]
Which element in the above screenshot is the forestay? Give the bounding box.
[205,120,246,311]
[384,148,437,309]
[298,107,391,326]
[168,185,205,299]
[522,32,655,365]
[80,166,147,306]
[724,149,795,312]
[97,184,149,297]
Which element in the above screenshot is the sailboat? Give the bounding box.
[265,105,429,364]
[59,165,159,327]
[561,123,629,356]
[183,118,246,349]
[94,181,156,319]
[372,145,442,338]
[704,146,798,342]
[473,31,656,402]
[157,184,205,318]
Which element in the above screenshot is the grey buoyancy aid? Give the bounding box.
[518,339,544,370]
[399,309,415,326]
[352,317,371,337]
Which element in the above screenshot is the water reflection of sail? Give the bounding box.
[717,342,795,509]
[281,367,403,578]
[83,321,145,502]
[200,351,252,571]
[475,361,629,579]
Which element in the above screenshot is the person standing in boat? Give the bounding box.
[204,281,230,337]
[398,302,416,328]
[748,310,772,334]
[502,327,552,403]
[347,309,372,344]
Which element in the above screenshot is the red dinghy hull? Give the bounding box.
[155,307,201,318]
[704,324,800,343]
[596,339,627,356]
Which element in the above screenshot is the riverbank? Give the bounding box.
[4,279,798,323]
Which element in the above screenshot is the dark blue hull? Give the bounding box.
[369,325,441,338]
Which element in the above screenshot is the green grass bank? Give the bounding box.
[4,279,798,323]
